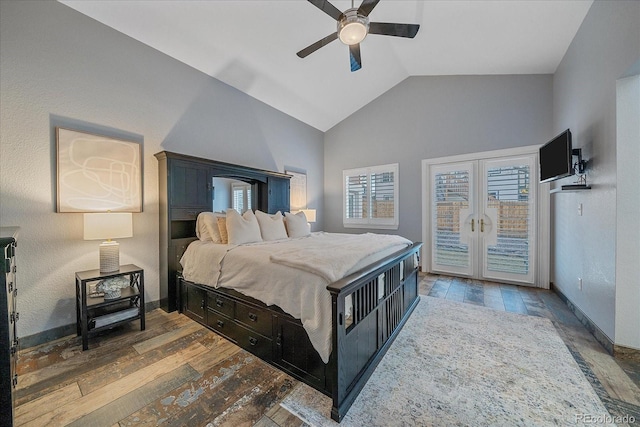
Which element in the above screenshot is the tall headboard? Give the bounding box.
[155,151,291,312]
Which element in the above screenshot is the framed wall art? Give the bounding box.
[56,127,142,212]
[286,170,307,212]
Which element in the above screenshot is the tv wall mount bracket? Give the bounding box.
[572,148,587,174]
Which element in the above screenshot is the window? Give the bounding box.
[232,183,252,213]
[343,163,399,229]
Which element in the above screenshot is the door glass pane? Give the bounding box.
[485,165,530,275]
[433,170,470,267]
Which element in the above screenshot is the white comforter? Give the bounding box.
[179,232,411,363]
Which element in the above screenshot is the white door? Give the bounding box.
[479,156,536,285]
[430,161,476,277]
[428,154,537,286]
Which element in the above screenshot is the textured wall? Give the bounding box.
[323,74,553,242]
[0,1,324,339]
[551,0,640,342]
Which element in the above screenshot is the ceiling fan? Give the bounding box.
[296,0,420,72]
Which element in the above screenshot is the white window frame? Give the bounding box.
[343,163,399,229]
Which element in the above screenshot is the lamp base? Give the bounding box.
[99,241,120,273]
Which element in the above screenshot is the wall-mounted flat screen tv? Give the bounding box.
[539,129,572,183]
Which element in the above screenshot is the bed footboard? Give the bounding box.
[179,242,422,423]
[327,242,422,422]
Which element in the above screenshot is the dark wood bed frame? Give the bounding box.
[156,151,422,422]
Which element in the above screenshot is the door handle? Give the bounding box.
[480,218,485,233]
[471,219,475,232]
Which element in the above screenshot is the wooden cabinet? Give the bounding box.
[180,279,326,391]
[273,315,326,391]
[156,151,291,312]
[267,176,290,214]
[170,159,211,209]
[182,283,206,322]
[1,227,19,427]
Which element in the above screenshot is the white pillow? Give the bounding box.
[255,210,288,241]
[225,209,263,245]
[284,211,310,238]
[196,212,223,243]
[195,212,212,241]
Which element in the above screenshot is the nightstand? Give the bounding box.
[75,264,145,350]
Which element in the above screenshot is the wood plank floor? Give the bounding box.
[14,274,640,426]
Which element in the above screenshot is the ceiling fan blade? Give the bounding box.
[369,22,420,38]
[357,0,381,17]
[307,0,343,21]
[297,33,338,58]
[349,44,362,72]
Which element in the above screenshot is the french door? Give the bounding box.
[427,154,537,285]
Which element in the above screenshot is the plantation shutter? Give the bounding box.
[344,164,399,229]
[432,168,472,269]
[232,186,244,213]
[485,164,531,275]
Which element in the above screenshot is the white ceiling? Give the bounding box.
[59,0,593,131]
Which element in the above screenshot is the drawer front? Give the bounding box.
[206,310,238,342]
[171,208,207,221]
[235,300,273,337]
[207,292,234,319]
[236,323,272,361]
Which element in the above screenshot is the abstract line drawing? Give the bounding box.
[286,170,307,212]
[56,127,142,212]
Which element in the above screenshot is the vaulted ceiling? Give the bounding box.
[59,0,592,131]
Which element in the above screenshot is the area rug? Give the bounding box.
[280,296,612,426]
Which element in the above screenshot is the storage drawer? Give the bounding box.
[236,323,272,361]
[206,310,238,342]
[207,292,235,319]
[235,300,273,337]
[171,208,207,221]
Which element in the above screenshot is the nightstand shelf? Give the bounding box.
[75,264,144,350]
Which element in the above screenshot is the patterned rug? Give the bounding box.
[280,296,612,426]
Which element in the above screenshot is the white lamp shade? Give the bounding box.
[84,212,133,240]
[299,209,316,223]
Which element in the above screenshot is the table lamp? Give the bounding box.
[299,209,316,223]
[84,212,133,273]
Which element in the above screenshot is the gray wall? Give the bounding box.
[0,1,324,340]
[551,0,640,342]
[324,74,553,242]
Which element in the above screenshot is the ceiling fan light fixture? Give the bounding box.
[338,8,369,45]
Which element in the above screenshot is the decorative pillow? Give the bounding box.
[197,212,223,243]
[225,209,262,245]
[195,212,212,241]
[217,216,228,244]
[255,210,288,241]
[284,211,310,238]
